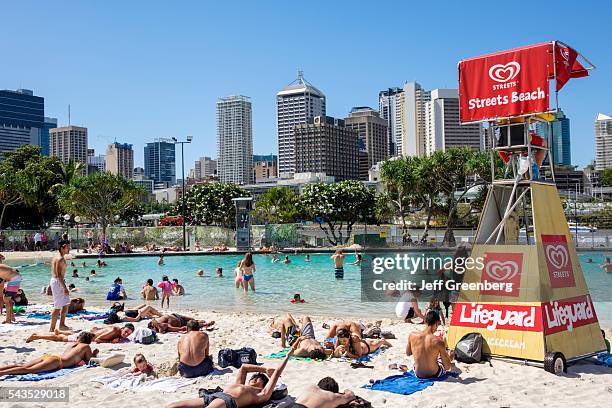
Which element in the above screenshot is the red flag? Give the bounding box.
[555,43,589,91]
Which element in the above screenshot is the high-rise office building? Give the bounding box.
[41,117,57,156]
[595,113,612,170]
[217,95,253,185]
[534,109,571,166]
[0,89,44,157]
[276,70,326,177]
[402,81,431,157]
[105,142,134,179]
[425,89,481,154]
[378,87,403,157]
[49,126,88,172]
[344,107,388,180]
[144,139,176,185]
[253,154,278,183]
[293,116,359,180]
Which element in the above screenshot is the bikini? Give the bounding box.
[42,354,64,369]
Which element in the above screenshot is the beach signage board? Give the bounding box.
[459,43,551,123]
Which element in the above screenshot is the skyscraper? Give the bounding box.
[293,116,359,180]
[534,109,571,166]
[41,117,57,156]
[0,88,44,156]
[595,113,612,170]
[276,70,326,177]
[144,139,176,186]
[344,107,388,180]
[378,87,403,156]
[402,81,431,157]
[425,89,481,154]
[49,126,88,172]
[217,95,253,185]
[105,142,134,179]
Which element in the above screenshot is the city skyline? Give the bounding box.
[1,1,610,171]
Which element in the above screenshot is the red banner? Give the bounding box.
[459,43,552,123]
[543,295,598,335]
[541,234,576,288]
[451,302,543,332]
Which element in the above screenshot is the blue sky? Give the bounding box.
[1,1,610,169]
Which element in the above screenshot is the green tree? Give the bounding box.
[380,157,421,244]
[0,172,24,228]
[602,168,612,186]
[254,187,300,224]
[58,172,144,237]
[179,182,250,227]
[430,147,491,246]
[299,181,375,246]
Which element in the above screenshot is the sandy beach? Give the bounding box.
[1,304,611,408]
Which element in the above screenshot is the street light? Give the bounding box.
[172,136,193,251]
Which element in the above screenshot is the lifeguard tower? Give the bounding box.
[447,41,605,374]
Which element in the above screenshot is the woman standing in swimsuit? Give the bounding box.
[240,252,256,293]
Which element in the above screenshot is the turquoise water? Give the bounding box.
[7,252,612,327]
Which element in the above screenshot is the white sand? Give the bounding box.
[0,305,611,408]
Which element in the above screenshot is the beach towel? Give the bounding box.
[595,352,612,367]
[91,373,197,392]
[0,365,89,382]
[26,310,104,320]
[362,370,457,395]
[264,349,314,361]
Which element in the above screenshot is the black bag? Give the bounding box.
[218,347,257,368]
[455,332,483,364]
[103,310,120,324]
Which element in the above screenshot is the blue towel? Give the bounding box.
[362,370,457,395]
[595,352,612,367]
[0,365,88,381]
[26,311,99,320]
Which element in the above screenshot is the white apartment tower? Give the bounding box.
[402,81,431,157]
[425,89,482,154]
[276,70,326,177]
[378,87,403,157]
[595,113,612,170]
[216,95,253,184]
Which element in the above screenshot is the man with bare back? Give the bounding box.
[49,240,71,332]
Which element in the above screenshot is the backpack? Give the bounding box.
[455,332,483,364]
[217,347,257,368]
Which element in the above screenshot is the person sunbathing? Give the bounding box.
[119,304,163,322]
[177,320,213,378]
[294,376,355,408]
[27,329,93,343]
[147,314,214,334]
[269,313,317,349]
[332,328,391,358]
[168,341,296,408]
[406,310,454,378]
[0,332,98,375]
[89,323,134,343]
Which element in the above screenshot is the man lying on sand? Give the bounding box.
[148,313,215,334]
[269,313,317,349]
[178,320,213,378]
[333,328,391,358]
[0,332,97,375]
[169,341,296,408]
[293,376,355,408]
[406,310,454,378]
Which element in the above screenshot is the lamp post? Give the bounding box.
[172,136,193,251]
